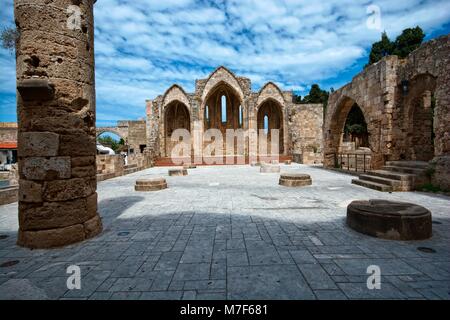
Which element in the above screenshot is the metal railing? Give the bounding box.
[333,152,372,173]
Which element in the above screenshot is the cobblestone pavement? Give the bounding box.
[0,164,449,300]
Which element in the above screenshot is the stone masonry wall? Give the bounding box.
[288,103,323,164]
[0,122,18,142]
[15,0,102,248]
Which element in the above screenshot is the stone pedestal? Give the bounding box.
[169,168,188,176]
[260,164,280,173]
[279,173,312,187]
[347,199,432,240]
[15,0,102,248]
[135,178,167,191]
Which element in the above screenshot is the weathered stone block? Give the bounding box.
[168,168,188,176]
[17,224,85,249]
[19,180,43,203]
[43,177,95,201]
[59,133,96,156]
[83,215,103,239]
[135,178,168,191]
[21,157,71,180]
[19,197,95,230]
[18,132,59,157]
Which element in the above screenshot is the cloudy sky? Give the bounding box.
[1,0,450,126]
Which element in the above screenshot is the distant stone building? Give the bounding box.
[0,123,18,170]
[145,66,324,163]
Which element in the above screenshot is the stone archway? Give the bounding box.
[256,98,284,155]
[325,96,375,168]
[403,73,437,162]
[164,101,191,157]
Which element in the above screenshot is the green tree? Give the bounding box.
[302,84,329,106]
[368,31,394,65]
[98,135,121,153]
[1,26,19,52]
[392,26,425,58]
[367,26,425,65]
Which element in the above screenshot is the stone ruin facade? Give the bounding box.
[324,34,450,189]
[14,0,102,248]
[9,0,450,249]
[145,66,324,163]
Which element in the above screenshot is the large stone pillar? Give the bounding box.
[15,0,102,248]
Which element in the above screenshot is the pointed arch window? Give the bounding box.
[239,105,243,127]
[221,95,227,123]
[263,114,269,134]
[205,105,209,122]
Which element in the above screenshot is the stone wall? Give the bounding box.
[15,0,102,248]
[0,186,18,206]
[324,34,450,189]
[288,103,323,164]
[0,122,18,142]
[126,120,147,153]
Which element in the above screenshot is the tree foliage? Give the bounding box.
[293,84,329,108]
[344,104,368,135]
[97,135,124,153]
[367,26,425,65]
[1,26,19,52]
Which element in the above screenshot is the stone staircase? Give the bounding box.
[352,161,429,192]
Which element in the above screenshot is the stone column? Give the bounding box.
[15,0,102,248]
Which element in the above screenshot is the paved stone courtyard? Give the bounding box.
[0,164,449,300]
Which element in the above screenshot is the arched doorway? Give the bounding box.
[404,74,436,162]
[203,82,243,155]
[328,97,372,170]
[164,101,191,157]
[257,99,284,155]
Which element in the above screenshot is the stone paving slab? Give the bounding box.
[0,164,449,300]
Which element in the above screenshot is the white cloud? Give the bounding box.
[0,0,450,122]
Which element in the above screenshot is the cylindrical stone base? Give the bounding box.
[347,199,432,240]
[279,173,312,187]
[135,177,168,191]
[169,168,188,176]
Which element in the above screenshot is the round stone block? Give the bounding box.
[260,164,280,173]
[347,199,432,240]
[284,160,292,165]
[279,173,312,187]
[168,168,188,176]
[135,177,167,191]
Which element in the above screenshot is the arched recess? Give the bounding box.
[327,96,374,168]
[203,82,243,155]
[164,101,191,157]
[256,82,285,107]
[403,73,437,162]
[257,98,284,155]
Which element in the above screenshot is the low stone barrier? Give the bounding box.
[279,173,312,187]
[169,168,188,176]
[135,178,167,191]
[0,186,18,205]
[347,199,432,240]
[260,164,280,173]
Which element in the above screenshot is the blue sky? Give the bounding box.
[1,0,450,126]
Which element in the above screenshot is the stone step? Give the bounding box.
[385,161,428,169]
[124,167,139,175]
[351,179,393,192]
[359,174,412,191]
[366,170,414,181]
[383,165,425,175]
[124,164,138,169]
